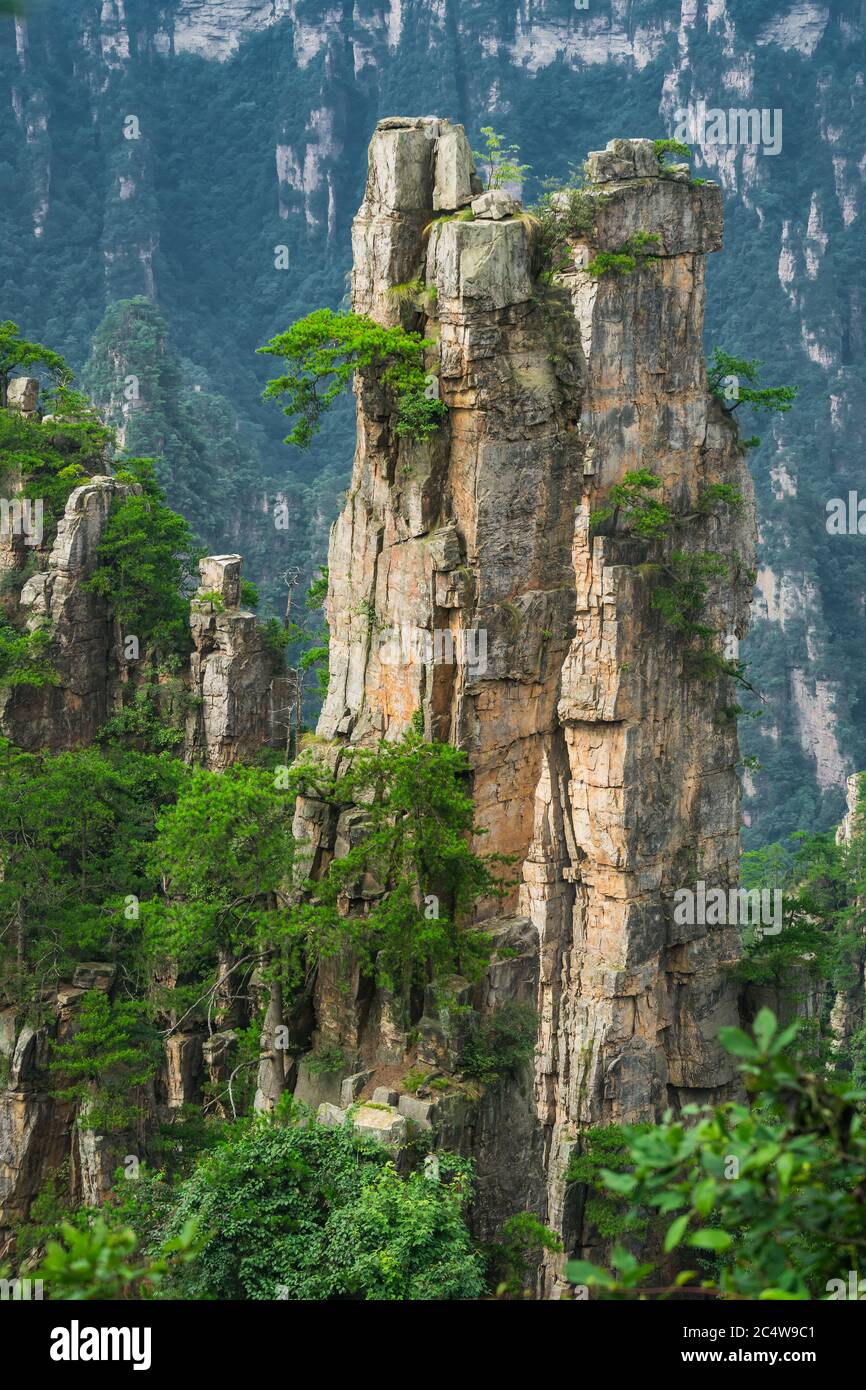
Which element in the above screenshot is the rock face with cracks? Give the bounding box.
[299,123,756,1288]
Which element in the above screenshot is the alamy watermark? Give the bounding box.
[826,1270,866,1300]
[376,623,488,677]
[673,881,782,937]
[672,102,783,156]
[1,1276,44,1300]
[0,496,43,546]
[826,492,866,534]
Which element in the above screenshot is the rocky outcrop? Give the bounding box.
[0,403,291,767]
[830,772,866,1057]
[185,554,293,769]
[1,473,138,750]
[0,968,143,1260]
[301,122,756,1287]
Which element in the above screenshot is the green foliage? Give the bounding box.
[240,578,259,608]
[194,589,225,612]
[566,1124,652,1241]
[401,1067,430,1095]
[285,727,508,1015]
[147,763,295,973]
[652,138,692,169]
[472,127,531,190]
[259,615,290,669]
[458,1002,538,1083]
[530,180,598,272]
[0,394,112,536]
[32,1216,199,1301]
[258,309,447,448]
[698,482,744,512]
[590,470,748,687]
[48,990,161,1130]
[492,1212,563,1297]
[87,456,201,652]
[296,565,329,700]
[737,793,866,1081]
[566,1011,866,1300]
[323,1155,484,1300]
[649,550,750,684]
[589,468,671,538]
[0,318,70,407]
[82,298,263,565]
[422,208,476,240]
[157,1117,484,1300]
[304,1045,347,1077]
[0,738,189,1003]
[707,348,798,416]
[0,613,57,689]
[649,549,730,634]
[96,684,187,752]
[586,232,659,279]
[585,250,636,278]
[387,279,438,312]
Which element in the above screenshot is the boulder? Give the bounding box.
[397,1095,434,1129]
[371,1086,399,1106]
[6,377,39,413]
[340,1069,373,1106]
[351,1104,408,1149]
[433,123,476,211]
[470,189,519,220]
[197,555,241,608]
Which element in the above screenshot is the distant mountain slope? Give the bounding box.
[1,0,864,842]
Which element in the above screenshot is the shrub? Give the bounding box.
[589,469,671,538]
[566,1010,866,1300]
[652,138,692,170]
[48,991,161,1131]
[0,616,58,689]
[459,1002,538,1083]
[492,1212,563,1296]
[285,726,509,1015]
[258,309,447,448]
[87,457,200,653]
[160,1118,484,1300]
[472,127,531,190]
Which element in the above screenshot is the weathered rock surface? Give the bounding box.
[301,121,756,1289]
[0,421,291,767]
[185,554,292,768]
[829,772,866,1056]
[1,475,139,749]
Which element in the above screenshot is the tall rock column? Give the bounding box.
[312,122,756,1271]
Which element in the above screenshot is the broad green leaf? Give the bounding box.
[565,1259,614,1288]
[688,1229,733,1253]
[717,1026,759,1058]
[664,1213,690,1252]
[753,1008,778,1052]
[600,1168,638,1195]
[692,1178,718,1218]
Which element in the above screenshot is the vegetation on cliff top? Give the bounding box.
[258,309,447,449]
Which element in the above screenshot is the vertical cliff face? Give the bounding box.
[830,772,866,1059]
[314,119,756,1272]
[0,473,136,748]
